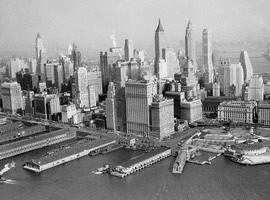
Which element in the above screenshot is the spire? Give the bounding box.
[156,18,164,32]
[37,32,41,38]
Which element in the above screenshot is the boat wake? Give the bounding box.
[1,179,21,185]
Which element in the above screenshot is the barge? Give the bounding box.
[110,147,171,178]
[23,138,116,172]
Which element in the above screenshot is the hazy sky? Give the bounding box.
[1,0,270,53]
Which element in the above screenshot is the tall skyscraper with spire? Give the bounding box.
[202,29,213,83]
[35,33,47,74]
[154,19,166,74]
[185,20,197,71]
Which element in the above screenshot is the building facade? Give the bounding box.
[185,20,197,71]
[248,76,264,101]
[217,101,256,123]
[239,51,253,82]
[125,79,157,137]
[258,101,270,125]
[202,29,213,83]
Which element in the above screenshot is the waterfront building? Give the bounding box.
[1,82,23,114]
[34,93,60,120]
[218,60,243,97]
[239,51,253,82]
[150,95,174,140]
[124,39,134,61]
[35,33,47,74]
[258,101,270,125]
[105,82,117,130]
[75,67,89,108]
[154,19,166,75]
[180,99,202,123]
[217,101,256,123]
[248,76,264,101]
[185,20,197,71]
[202,29,213,83]
[125,79,157,137]
[232,143,267,156]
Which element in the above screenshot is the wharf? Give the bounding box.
[23,138,116,172]
[186,160,211,165]
[110,147,171,178]
[172,150,187,174]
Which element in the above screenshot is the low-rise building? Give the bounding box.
[217,101,256,123]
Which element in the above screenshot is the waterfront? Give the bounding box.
[1,145,270,200]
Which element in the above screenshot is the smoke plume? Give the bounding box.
[110,30,117,47]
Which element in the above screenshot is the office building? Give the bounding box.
[72,43,82,71]
[162,47,180,79]
[124,39,134,61]
[154,19,166,74]
[218,101,256,123]
[105,82,117,130]
[185,20,197,71]
[213,82,220,96]
[248,76,264,101]
[239,51,253,82]
[1,82,23,114]
[202,29,213,83]
[180,99,202,123]
[150,95,174,140]
[258,101,270,125]
[125,79,157,137]
[35,33,47,74]
[75,67,89,108]
[87,71,102,102]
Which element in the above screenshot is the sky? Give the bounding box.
[1,0,270,54]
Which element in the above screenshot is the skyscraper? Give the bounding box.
[75,67,89,108]
[185,20,197,71]
[150,94,174,140]
[72,43,82,71]
[154,19,166,74]
[218,60,244,96]
[1,82,23,114]
[106,82,117,130]
[239,51,253,82]
[35,33,47,74]
[202,29,213,83]
[124,39,134,61]
[248,76,264,101]
[125,79,157,137]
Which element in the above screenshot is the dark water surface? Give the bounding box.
[0,145,270,200]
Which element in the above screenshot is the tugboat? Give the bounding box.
[92,164,110,175]
[0,175,6,183]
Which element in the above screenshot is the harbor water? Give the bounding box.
[0,145,270,200]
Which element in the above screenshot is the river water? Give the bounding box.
[0,144,270,200]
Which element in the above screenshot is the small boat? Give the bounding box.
[0,176,6,183]
[92,164,110,175]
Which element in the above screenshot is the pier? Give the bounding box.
[110,147,171,178]
[172,150,187,174]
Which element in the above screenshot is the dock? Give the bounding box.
[110,147,171,178]
[172,150,187,174]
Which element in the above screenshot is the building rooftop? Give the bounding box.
[118,146,170,168]
[30,138,115,166]
[233,142,265,151]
